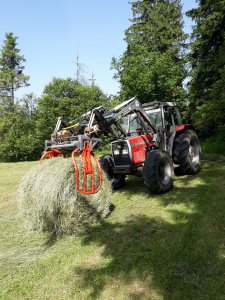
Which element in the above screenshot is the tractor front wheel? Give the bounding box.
[143,150,174,194]
[99,154,126,190]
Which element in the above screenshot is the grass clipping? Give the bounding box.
[18,158,113,235]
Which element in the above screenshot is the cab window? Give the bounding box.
[145,108,163,129]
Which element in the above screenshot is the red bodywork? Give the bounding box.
[176,124,193,133]
[126,124,193,166]
[127,134,153,165]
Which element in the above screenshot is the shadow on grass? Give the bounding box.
[43,232,58,248]
[73,160,225,299]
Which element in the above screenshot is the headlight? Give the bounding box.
[113,149,120,155]
[112,143,121,155]
[112,142,129,157]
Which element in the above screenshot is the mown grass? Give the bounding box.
[1,157,225,299]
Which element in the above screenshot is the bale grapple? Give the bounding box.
[40,136,103,195]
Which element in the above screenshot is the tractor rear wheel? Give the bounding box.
[99,154,126,190]
[143,150,173,194]
[173,129,201,175]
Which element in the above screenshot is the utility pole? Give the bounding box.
[89,72,96,86]
[74,43,89,85]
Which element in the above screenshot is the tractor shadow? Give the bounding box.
[73,160,225,299]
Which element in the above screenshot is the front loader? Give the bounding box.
[41,97,201,194]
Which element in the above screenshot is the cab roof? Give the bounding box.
[142,101,176,109]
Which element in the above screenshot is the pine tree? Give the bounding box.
[0,32,29,113]
[187,1,225,135]
[112,0,187,104]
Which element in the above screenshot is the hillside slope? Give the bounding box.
[0,158,225,300]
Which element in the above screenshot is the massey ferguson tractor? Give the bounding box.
[41,97,201,194]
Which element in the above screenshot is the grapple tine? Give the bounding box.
[71,142,102,195]
[40,149,65,161]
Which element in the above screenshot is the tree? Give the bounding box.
[187,0,225,135]
[0,77,109,162]
[0,32,29,113]
[0,94,40,162]
[36,77,109,142]
[112,0,187,104]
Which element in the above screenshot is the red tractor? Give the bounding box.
[42,97,201,194]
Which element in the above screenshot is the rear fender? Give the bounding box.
[168,124,194,157]
[176,124,194,134]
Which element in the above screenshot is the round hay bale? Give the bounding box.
[17,157,113,235]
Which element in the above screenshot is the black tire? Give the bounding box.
[143,150,174,194]
[99,154,126,190]
[173,129,201,175]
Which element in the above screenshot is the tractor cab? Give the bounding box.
[118,101,183,155]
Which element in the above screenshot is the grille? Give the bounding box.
[112,141,131,166]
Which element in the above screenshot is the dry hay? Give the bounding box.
[17,157,113,235]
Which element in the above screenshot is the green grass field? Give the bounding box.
[1,157,225,300]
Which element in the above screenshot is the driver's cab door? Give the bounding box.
[163,105,183,154]
[145,107,166,150]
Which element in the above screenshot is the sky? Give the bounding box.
[0,0,198,99]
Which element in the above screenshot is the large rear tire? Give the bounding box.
[173,129,201,175]
[99,154,126,190]
[143,150,174,194]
